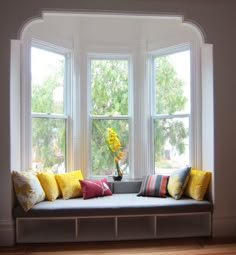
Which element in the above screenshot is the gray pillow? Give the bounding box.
[167,167,191,199]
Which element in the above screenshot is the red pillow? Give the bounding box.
[79,178,112,199]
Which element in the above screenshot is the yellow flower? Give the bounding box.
[118,151,124,159]
[107,138,114,144]
[106,128,124,174]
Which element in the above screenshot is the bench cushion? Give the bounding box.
[13,193,213,218]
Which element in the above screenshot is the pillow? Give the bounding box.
[79,178,112,199]
[137,175,169,197]
[37,172,61,201]
[12,171,45,212]
[55,170,84,199]
[167,166,191,199]
[184,168,211,200]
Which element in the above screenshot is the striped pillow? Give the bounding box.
[137,175,169,197]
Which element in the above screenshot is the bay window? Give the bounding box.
[16,13,205,179]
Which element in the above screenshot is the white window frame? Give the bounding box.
[87,54,132,178]
[148,43,201,174]
[21,39,73,171]
[20,40,202,178]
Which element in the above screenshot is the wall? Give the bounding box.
[0,0,236,246]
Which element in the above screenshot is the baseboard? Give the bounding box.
[0,220,15,246]
[212,215,236,237]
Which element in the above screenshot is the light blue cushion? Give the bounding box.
[14,193,212,218]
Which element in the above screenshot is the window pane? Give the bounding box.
[32,118,66,172]
[91,119,129,176]
[31,47,65,114]
[90,59,129,115]
[154,118,189,174]
[154,50,190,115]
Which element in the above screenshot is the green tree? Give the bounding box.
[32,55,188,173]
[31,65,65,170]
[90,60,129,175]
[90,56,188,174]
[154,56,188,167]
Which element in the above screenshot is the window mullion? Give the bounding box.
[32,113,67,119]
[154,113,190,120]
[90,115,129,120]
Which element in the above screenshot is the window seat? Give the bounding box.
[14,181,213,243]
[14,193,213,218]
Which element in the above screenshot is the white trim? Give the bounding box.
[43,11,184,21]
[201,44,214,201]
[32,113,68,119]
[10,40,22,171]
[78,49,89,176]
[71,33,81,171]
[21,34,32,170]
[148,42,190,57]
[153,114,190,119]
[190,39,202,168]
[91,115,129,120]
[32,38,71,55]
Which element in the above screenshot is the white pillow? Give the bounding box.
[12,171,45,212]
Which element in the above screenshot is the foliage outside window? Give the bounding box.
[30,45,192,177]
[31,46,67,172]
[90,58,129,176]
[152,50,191,174]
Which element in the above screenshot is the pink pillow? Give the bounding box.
[79,178,112,199]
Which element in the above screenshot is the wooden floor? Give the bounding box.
[1,238,236,255]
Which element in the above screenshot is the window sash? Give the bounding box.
[30,42,71,171]
[150,45,192,174]
[88,55,131,177]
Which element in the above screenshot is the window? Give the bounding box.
[31,45,70,172]
[151,48,191,174]
[16,13,208,179]
[89,57,130,176]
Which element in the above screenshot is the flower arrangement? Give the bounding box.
[106,128,124,178]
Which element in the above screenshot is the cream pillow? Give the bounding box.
[55,170,84,199]
[37,172,61,201]
[12,171,45,212]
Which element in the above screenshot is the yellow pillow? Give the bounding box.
[37,172,61,201]
[184,168,211,200]
[12,171,45,212]
[55,170,84,199]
